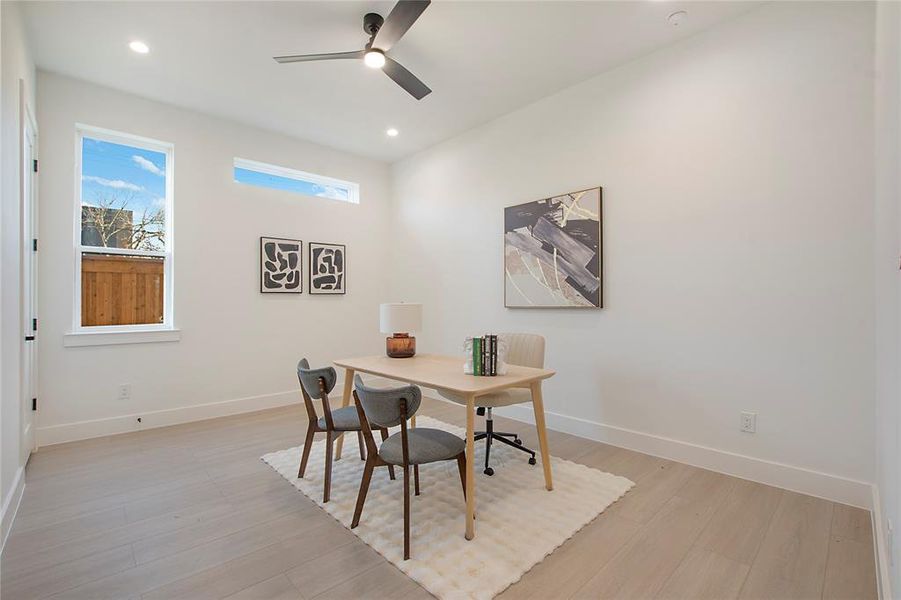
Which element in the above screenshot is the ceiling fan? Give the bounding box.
[274,0,432,100]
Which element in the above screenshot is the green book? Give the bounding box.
[473,337,482,376]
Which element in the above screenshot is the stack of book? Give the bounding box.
[472,334,499,376]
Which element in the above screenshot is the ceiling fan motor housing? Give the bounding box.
[363,12,384,36]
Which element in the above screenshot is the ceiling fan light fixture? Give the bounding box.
[364,49,386,69]
[273,1,432,99]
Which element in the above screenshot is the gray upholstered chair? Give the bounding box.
[296,359,393,503]
[351,375,466,560]
[438,333,545,475]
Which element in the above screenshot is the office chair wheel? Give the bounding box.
[514,438,522,445]
[528,457,537,465]
[484,467,494,476]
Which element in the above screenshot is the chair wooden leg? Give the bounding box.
[357,431,366,461]
[457,453,467,500]
[380,429,396,480]
[414,464,420,496]
[403,464,411,560]
[298,425,315,479]
[323,431,334,503]
[351,459,375,528]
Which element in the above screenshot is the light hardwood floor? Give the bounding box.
[0,397,877,599]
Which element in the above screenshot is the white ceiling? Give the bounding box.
[22,1,760,162]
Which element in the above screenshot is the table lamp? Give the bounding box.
[380,303,422,358]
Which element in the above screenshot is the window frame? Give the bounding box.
[73,124,176,335]
[233,157,360,204]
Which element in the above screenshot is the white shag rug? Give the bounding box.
[261,416,633,600]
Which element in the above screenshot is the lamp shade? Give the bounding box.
[380,303,422,334]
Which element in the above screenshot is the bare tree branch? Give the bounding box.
[83,190,165,251]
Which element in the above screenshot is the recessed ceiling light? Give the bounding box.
[129,40,150,54]
[667,11,687,26]
[386,128,399,137]
[364,49,386,69]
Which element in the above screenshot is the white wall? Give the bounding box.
[391,2,876,506]
[874,0,901,595]
[35,72,392,445]
[1,0,36,547]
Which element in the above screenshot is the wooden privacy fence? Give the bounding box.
[81,254,164,326]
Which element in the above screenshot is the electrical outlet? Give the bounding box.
[118,384,131,400]
[740,411,757,433]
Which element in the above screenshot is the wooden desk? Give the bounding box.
[333,353,556,540]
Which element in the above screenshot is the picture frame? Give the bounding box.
[504,187,603,308]
[260,237,302,293]
[309,242,346,295]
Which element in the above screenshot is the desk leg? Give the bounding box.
[334,368,355,460]
[530,381,553,491]
[465,394,476,540]
[410,414,416,428]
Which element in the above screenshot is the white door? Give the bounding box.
[21,96,37,455]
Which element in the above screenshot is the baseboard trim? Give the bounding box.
[34,374,400,448]
[36,387,309,447]
[483,402,871,508]
[369,378,871,507]
[383,379,872,509]
[1,466,26,554]
[35,376,874,509]
[872,485,894,600]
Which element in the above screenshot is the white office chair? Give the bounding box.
[438,333,544,475]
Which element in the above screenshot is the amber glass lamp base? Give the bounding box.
[386,333,416,358]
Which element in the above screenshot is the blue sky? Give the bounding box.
[81,137,167,220]
[234,167,350,202]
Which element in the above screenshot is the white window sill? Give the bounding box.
[64,328,181,347]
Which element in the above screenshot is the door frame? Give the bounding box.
[20,78,38,454]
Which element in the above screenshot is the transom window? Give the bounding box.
[76,126,174,331]
[234,157,359,204]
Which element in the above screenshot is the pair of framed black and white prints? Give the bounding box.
[260,237,345,295]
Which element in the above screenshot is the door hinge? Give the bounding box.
[33,159,38,173]
[33,238,37,252]
[32,318,37,332]
[32,398,37,411]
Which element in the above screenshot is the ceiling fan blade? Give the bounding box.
[383,57,431,100]
[374,0,430,51]
[273,50,363,64]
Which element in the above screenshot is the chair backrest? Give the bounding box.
[502,333,546,368]
[297,358,337,400]
[296,358,339,427]
[353,374,422,428]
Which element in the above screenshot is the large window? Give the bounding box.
[234,157,359,204]
[76,126,174,331]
